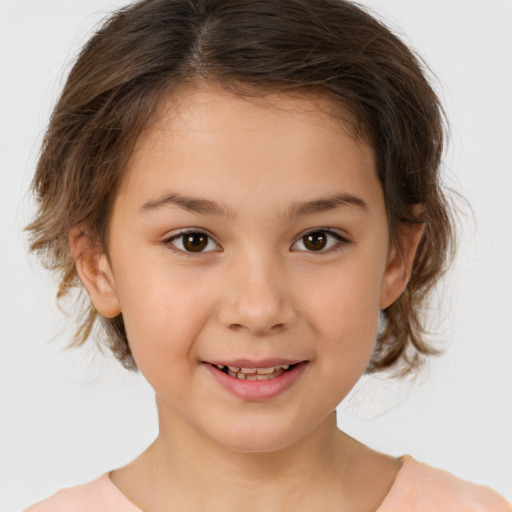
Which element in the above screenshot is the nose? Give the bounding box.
[217,252,298,336]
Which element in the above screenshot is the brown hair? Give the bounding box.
[27,0,455,374]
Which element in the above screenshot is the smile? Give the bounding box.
[204,360,307,401]
[214,364,293,380]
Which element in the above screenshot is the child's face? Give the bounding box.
[79,85,415,452]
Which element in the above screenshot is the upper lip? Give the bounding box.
[205,359,304,368]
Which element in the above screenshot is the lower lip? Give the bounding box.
[204,363,307,401]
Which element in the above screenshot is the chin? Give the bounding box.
[205,414,323,455]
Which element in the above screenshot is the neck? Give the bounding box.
[145,398,352,511]
[110,396,400,512]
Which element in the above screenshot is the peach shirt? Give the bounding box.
[25,456,512,512]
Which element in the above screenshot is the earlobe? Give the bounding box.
[69,227,121,318]
[379,221,425,310]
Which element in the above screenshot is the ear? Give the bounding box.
[69,226,121,318]
[379,219,425,310]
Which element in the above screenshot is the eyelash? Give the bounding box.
[165,230,221,254]
[164,229,350,255]
[291,229,350,253]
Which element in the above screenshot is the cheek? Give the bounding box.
[303,259,382,335]
[319,297,379,371]
[114,268,216,371]
[302,264,382,379]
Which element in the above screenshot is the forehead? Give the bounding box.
[130,82,370,168]
[148,83,363,140]
[117,84,380,215]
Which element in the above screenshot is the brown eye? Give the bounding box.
[168,231,220,253]
[183,232,208,252]
[292,229,347,252]
[304,231,328,251]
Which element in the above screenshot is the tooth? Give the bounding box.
[216,365,224,370]
[255,374,270,380]
[246,374,258,380]
[256,367,275,375]
[236,373,247,380]
[240,368,257,374]
[227,370,237,378]
[228,366,240,372]
[281,365,290,370]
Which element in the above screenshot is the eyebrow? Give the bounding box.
[139,191,368,218]
[283,192,368,220]
[140,192,236,218]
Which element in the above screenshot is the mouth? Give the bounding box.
[212,363,298,381]
[203,360,307,401]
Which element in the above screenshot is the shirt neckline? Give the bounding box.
[103,455,412,512]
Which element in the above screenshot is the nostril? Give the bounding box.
[218,294,297,335]
[227,322,285,334]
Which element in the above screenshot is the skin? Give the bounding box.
[72,85,423,511]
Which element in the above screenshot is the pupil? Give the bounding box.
[184,233,208,252]
[304,232,327,251]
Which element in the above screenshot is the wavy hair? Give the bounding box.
[27,0,455,374]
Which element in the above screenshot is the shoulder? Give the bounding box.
[23,472,141,512]
[410,457,512,511]
[379,456,512,512]
[23,474,109,512]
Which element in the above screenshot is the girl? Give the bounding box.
[17,0,511,510]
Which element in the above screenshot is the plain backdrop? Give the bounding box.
[1,0,511,510]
